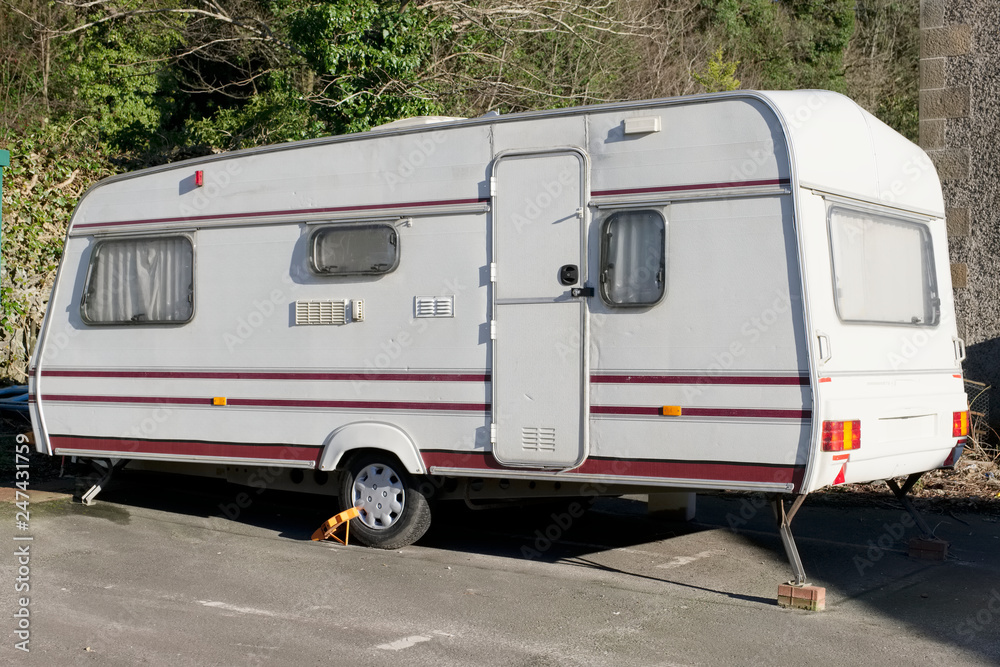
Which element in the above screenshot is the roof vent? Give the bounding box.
[371,116,465,131]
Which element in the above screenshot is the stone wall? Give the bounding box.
[920,0,1000,425]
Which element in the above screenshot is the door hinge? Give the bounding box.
[490,423,497,444]
[490,177,497,197]
[490,262,497,283]
[490,320,497,339]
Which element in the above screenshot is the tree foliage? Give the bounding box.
[0,0,921,382]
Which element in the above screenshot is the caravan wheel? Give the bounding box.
[340,453,431,549]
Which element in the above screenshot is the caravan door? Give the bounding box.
[490,149,589,468]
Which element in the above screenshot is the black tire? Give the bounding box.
[339,452,431,549]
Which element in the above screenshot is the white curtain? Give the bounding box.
[84,237,193,324]
[830,208,936,324]
[604,210,664,304]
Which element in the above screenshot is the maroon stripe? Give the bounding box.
[592,178,790,198]
[74,197,490,230]
[421,451,804,488]
[40,393,488,412]
[228,398,488,412]
[591,374,808,385]
[50,435,320,463]
[41,369,489,382]
[591,405,810,419]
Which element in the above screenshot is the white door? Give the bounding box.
[491,150,589,468]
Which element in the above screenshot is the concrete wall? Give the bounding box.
[920,0,1000,425]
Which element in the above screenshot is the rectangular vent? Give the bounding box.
[295,300,348,325]
[415,295,455,318]
[521,426,556,452]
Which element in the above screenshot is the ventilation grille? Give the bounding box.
[295,300,348,325]
[415,295,455,318]
[521,426,556,452]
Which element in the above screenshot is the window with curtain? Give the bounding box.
[310,224,399,276]
[600,209,666,306]
[81,236,194,325]
[828,206,939,326]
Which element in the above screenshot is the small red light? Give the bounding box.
[952,411,968,438]
[195,170,204,187]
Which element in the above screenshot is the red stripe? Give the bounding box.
[228,398,488,412]
[50,435,320,463]
[421,451,804,487]
[41,369,489,382]
[74,197,490,230]
[39,369,807,385]
[591,374,808,386]
[592,178,790,198]
[591,405,810,419]
[40,394,489,412]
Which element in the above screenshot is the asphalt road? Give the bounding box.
[1,470,998,666]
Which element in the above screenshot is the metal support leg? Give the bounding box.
[771,494,809,586]
[77,458,126,506]
[885,473,935,539]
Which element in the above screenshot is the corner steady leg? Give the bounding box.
[884,473,934,538]
[771,494,826,611]
[76,458,126,506]
[885,473,948,560]
[771,494,809,586]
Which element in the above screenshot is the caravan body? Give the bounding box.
[28,91,967,546]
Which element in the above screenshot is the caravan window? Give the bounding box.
[599,209,666,306]
[828,207,939,326]
[81,236,194,325]
[310,224,399,276]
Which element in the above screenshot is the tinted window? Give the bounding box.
[310,224,399,276]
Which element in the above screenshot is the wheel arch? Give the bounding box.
[317,421,426,475]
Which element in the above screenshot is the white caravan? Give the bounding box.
[27,91,968,571]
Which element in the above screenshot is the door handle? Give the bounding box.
[816,331,832,364]
[559,264,579,285]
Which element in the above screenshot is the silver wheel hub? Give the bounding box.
[352,464,405,529]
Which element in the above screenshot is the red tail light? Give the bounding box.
[822,420,860,452]
[953,411,969,438]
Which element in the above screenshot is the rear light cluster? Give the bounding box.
[953,411,969,438]
[822,420,860,452]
